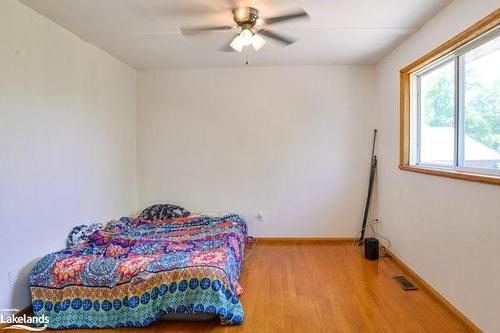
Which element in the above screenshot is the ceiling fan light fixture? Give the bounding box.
[252,34,266,51]
[239,29,253,46]
[230,29,255,52]
[230,35,244,52]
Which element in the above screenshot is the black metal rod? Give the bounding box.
[359,129,377,243]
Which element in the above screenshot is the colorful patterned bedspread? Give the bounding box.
[29,214,247,329]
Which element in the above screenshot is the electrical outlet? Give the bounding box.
[8,268,20,286]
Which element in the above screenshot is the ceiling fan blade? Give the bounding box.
[225,0,238,10]
[181,25,233,35]
[220,34,237,52]
[258,29,297,45]
[263,9,309,25]
[221,44,236,52]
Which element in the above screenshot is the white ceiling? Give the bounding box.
[20,0,452,69]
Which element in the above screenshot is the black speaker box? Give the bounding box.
[364,237,379,261]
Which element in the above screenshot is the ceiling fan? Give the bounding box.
[181,6,309,52]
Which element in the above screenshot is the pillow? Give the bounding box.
[139,204,190,220]
[67,223,104,247]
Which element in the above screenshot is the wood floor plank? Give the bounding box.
[59,242,473,333]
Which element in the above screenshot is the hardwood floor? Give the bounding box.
[61,242,472,333]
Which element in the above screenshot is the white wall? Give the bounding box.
[0,0,137,310]
[137,66,376,237]
[374,1,500,332]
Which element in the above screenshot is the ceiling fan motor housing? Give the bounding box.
[232,7,259,29]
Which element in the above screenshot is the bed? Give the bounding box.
[29,211,247,329]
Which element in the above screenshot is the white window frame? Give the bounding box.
[409,26,500,177]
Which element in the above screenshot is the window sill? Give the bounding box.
[399,164,500,186]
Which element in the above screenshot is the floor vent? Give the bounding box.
[393,276,418,290]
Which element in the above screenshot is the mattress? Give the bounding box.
[29,214,247,329]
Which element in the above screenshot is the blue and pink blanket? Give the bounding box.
[29,214,247,329]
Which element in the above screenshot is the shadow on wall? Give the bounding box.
[10,258,40,310]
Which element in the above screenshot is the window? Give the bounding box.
[463,37,500,170]
[400,10,500,185]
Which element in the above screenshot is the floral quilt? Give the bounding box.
[29,214,247,329]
